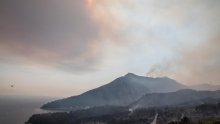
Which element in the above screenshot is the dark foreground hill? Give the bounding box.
[42,73,186,110]
[27,102,220,124]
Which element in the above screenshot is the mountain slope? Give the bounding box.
[126,74,187,93]
[131,89,220,109]
[191,84,220,91]
[42,73,186,110]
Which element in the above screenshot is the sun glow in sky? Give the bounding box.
[86,0,95,7]
[0,0,220,97]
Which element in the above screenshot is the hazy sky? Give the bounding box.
[0,0,220,97]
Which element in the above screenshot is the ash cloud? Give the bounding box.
[173,36,220,84]
[0,0,100,72]
[1,0,220,85]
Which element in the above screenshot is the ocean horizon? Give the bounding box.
[0,95,60,124]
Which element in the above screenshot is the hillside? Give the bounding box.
[42,73,186,110]
[130,89,220,109]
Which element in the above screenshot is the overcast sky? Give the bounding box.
[0,0,220,97]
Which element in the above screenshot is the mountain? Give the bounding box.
[191,84,220,91]
[42,73,186,110]
[124,74,187,93]
[130,89,220,109]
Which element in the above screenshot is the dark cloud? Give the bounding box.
[0,0,100,72]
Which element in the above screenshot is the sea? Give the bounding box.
[0,95,60,124]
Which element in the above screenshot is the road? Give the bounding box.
[150,113,158,124]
